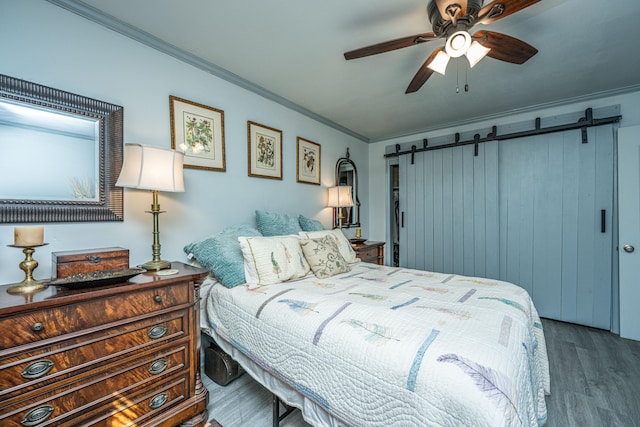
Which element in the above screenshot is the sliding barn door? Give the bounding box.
[398,142,500,278]
[498,128,613,328]
[398,126,614,328]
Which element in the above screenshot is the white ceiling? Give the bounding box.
[49,0,640,142]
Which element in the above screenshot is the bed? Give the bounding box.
[189,215,550,427]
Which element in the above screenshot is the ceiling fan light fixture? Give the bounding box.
[427,50,450,75]
[445,30,471,58]
[465,40,490,67]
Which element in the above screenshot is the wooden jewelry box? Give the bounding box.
[51,247,129,278]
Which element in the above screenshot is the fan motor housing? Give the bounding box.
[427,0,484,36]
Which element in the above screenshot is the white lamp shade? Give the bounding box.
[327,186,354,208]
[116,144,185,192]
[466,41,491,68]
[428,50,451,75]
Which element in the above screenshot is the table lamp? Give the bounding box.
[327,185,353,229]
[116,144,184,270]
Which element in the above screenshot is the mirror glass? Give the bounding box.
[334,150,360,228]
[0,100,99,201]
[0,74,124,223]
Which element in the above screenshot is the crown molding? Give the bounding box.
[371,84,640,143]
[45,0,369,142]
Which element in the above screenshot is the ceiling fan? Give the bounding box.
[344,0,540,94]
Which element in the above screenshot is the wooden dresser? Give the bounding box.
[352,241,385,265]
[0,262,209,427]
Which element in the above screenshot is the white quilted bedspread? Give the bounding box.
[207,263,550,427]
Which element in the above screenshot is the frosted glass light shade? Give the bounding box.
[428,50,451,75]
[466,41,491,68]
[327,186,353,207]
[116,144,185,192]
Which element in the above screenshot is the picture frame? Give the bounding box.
[296,137,321,185]
[247,120,282,180]
[170,95,225,171]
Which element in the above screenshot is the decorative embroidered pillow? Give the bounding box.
[300,235,351,278]
[299,229,358,264]
[255,210,303,236]
[184,224,262,288]
[298,214,325,232]
[239,235,310,286]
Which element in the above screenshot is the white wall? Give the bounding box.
[368,89,640,258]
[0,0,367,284]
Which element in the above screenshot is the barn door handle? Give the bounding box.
[401,212,404,228]
[601,209,606,233]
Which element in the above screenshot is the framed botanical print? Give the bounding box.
[247,121,282,180]
[296,137,320,185]
[170,95,225,171]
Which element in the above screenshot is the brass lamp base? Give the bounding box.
[141,259,172,271]
[140,189,172,272]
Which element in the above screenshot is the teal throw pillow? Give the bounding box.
[184,224,262,288]
[298,214,325,232]
[255,210,302,236]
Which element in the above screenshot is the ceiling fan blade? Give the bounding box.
[474,30,538,64]
[405,47,444,94]
[478,0,541,25]
[434,0,468,21]
[344,33,437,60]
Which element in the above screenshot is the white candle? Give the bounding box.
[14,226,44,247]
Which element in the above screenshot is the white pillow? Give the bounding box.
[239,235,310,286]
[299,229,358,264]
[300,236,351,279]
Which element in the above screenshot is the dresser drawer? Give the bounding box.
[353,241,384,265]
[0,347,189,426]
[0,310,190,399]
[357,245,379,262]
[89,378,188,427]
[0,283,190,349]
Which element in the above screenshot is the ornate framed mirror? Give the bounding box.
[333,148,360,229]
[0,74,124,223]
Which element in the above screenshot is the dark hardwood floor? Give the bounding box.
[543,318,640,427]
[204,318,640,427]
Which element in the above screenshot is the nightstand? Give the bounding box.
[352,241,385,265]
[0,262,211,427]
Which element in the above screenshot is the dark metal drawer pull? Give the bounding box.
[31,322,44,332]
[149,359,168,375]
[86,255,101,263]
[22,360,54,379]
[154,295,162,303]
[147,325,168,339]
[149,393,168,409]
[21,405,54,426]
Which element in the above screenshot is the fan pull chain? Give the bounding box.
[456,59,460,93]
[465,63,469,92]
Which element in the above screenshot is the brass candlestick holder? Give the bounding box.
[7,243,48,295]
